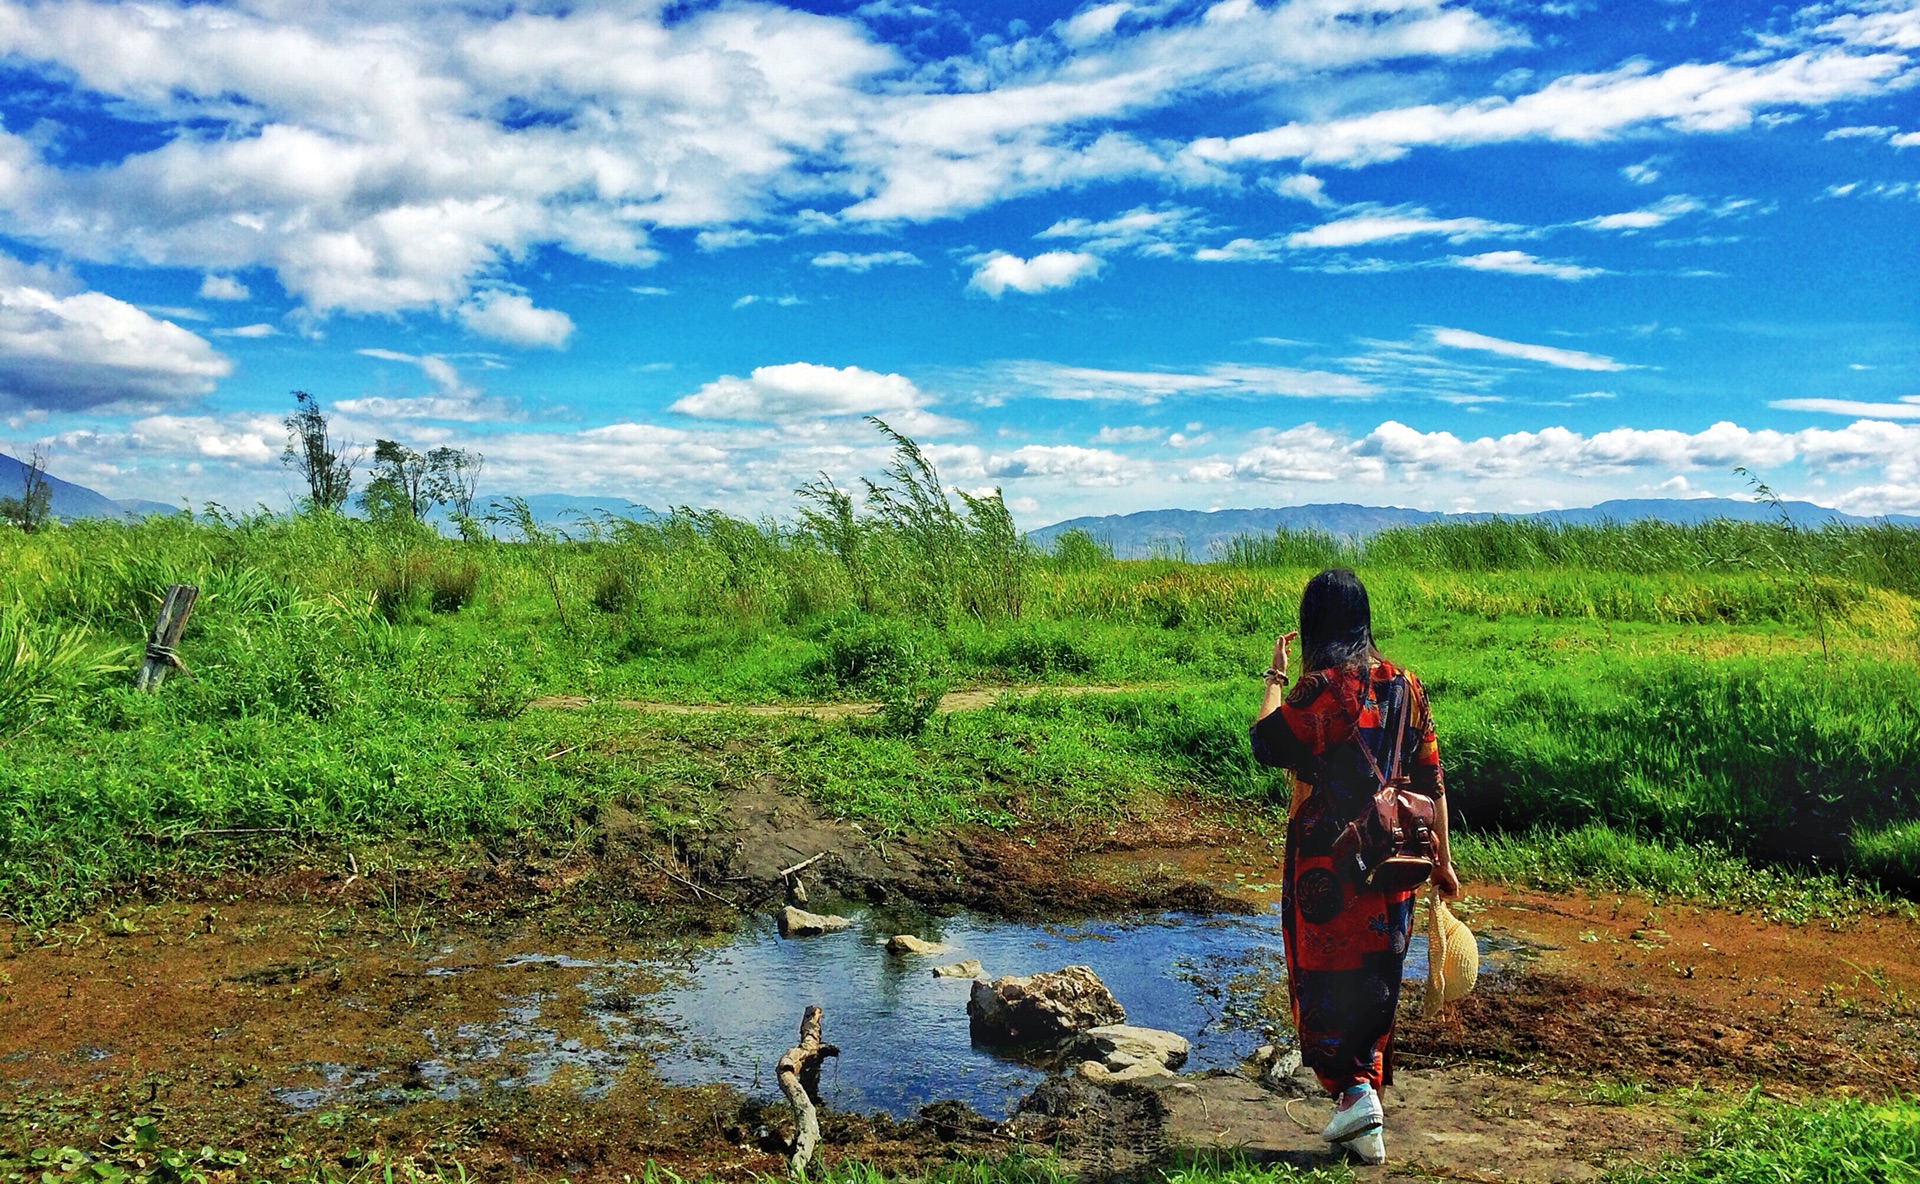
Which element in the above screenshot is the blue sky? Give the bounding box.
[0,0,1917,525]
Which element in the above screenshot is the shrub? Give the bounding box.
[466,641,533,720]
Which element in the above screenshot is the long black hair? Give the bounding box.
[1299,568,1379,672]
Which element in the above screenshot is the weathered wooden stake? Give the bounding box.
[135,584,198,692]
[777,1005,839,1175]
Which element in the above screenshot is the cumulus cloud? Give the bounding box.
[0,258,231,411]
[1430,327,1631,371]
[455,290,574,349]
[968,250,1103,297]
[1450,250,1604,280]
[669,361,959,434]
[985,444,1136,486]
[1210,418,1920,503]
[198,275,250,301]
[0,0,1906,334]
[811,250,921,271]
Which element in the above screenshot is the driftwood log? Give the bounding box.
[135,584,198,692]
[776,1005,840,1174]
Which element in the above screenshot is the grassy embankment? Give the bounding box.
[3,439,1920,924]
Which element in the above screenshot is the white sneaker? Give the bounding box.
[1320,1084,1384,1143]
[1343,1127,1387,1166]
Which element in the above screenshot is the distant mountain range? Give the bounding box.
[1031,499,1920,559]
[9,450,1916,549]
[0,450,660,528]
[0,452,181,522]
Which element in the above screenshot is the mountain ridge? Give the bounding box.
[1030,498,1920,559]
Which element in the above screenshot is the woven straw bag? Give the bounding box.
[1422,895,1478,1017]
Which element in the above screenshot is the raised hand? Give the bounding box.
[1271,630,1298,677]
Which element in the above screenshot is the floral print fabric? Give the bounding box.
[1249,660,1443,1094]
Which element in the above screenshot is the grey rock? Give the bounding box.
[1076,1058,1174,1085]
[967,966,1125,1044]
[886,935,947,955]
[778,906,851,936]
[1072,1024,1189,1072]
[932,958,984,979]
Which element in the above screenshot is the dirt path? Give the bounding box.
[531,684,1155,718]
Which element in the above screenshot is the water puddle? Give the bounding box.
[640,902,1527,1118]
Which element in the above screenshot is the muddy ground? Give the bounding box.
[5,786,1919,1182]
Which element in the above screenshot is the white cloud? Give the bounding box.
[212,322,278,338]
[0,257,231,411]
[1824,124,1898,139]
[1894,130,1920,147]
[1266,173,1337,207]
[697,229,779,252]
[732,294,805,309]
[811,250,921,271]
[1450,250,1604,280]
[1620,159,1661,183]
[198,275,250,301]
[670,361,958,434]
[344,347,519,421]
[1037,206,1212,256]
[1430,327,1631,371]
[1578,194,1707,231]
[985,444,1136,486]
[1188,51,1912,169]
[1771,394,1920,419]
[1286,207,1521,249]
[455,290,573,349]
[968,250,1103,297]
[997,360,1377,403]
[1093,424,1162,444]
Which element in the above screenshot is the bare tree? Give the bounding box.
[427,446,484,520]
[0,444,52,533]
[282,391,359,511]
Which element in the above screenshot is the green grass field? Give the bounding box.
[3,436,1919,925]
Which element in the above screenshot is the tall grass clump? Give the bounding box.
[1227,516,1920,597]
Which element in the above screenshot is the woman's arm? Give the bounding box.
[1431,794,1460,899]
[1254,630,1297,724]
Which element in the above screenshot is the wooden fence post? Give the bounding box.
[136,584,199,692]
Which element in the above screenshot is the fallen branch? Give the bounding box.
[140,826,293,842]
[777,852,826,879]
[777,1005,840,1175]
[642,851,736,906]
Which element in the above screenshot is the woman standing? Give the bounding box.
[1249,568,1459,1165]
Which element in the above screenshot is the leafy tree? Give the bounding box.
[426,446,484,520]
[362,439,436,522]
[281,391,359,511]
[0,445,52,533]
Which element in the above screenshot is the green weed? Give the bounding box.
[1616,1093,1920,1183]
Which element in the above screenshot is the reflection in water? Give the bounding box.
[644,903,1467,1119]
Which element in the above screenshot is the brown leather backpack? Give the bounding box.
[1329,687,1437,892]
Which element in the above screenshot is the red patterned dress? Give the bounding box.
[1249,659,1444,1094]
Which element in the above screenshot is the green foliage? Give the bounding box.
[1455,825,1907,924]
[0,1114,470,1184]
[1617,1093,1920,1184]
[1,434,1919,921]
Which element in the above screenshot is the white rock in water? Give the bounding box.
[778,906,851,936]
[886,935,947,955]
[967,966,1125,1043]
[932,959,984,979]
[1072,1024,1189,1072]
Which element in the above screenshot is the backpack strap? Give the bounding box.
[1348,676,1411,792]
